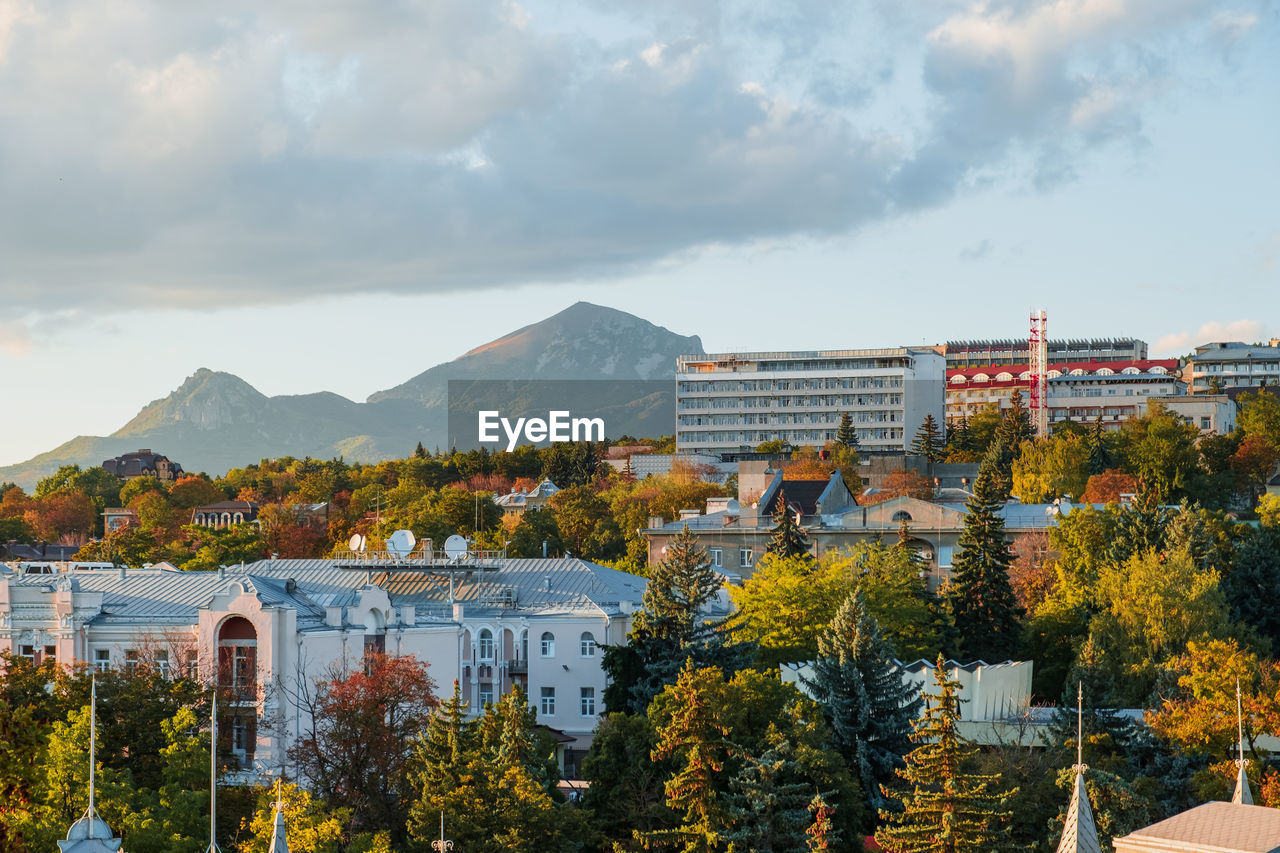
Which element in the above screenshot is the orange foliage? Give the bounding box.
[863,470,934,504]
[1009,531,1055,612]
[1082,469,1138,503]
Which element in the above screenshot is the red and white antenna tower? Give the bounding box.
[1029,309,1048,438]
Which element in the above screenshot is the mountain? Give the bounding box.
[0,303,703,488]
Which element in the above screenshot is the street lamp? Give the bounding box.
[431,812,453,852]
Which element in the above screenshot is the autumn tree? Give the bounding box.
[1082,469,1138,503]
[291,653,438,841]
[1010,433,1089,503]
[865,470,934,504]
[1117,403,1202,503]
[549,484,621,559]
[876,657,1013,853]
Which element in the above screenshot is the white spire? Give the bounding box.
[58,675,122,852]
[207,689,221,853]
[268,778,290,853]
[1234,679,1254,805]
[1057,682,1102,853]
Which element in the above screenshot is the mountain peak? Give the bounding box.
[115,369,269,436]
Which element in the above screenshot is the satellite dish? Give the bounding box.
[348,533,367,552]
[444,534,468,561]
[386,529,417,559]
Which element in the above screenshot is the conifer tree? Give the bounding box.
[806,591,921,818]
[947,455,1024,663]
[806,795,839,852]
[413,441,427,459]
[948,415,971,457]
[994,390,1033,459]
[910,415,945,463]
[635,524,722,645]
[837,413,859,449]
[724,733,816,852]
[980,433,1014,502]
[1086,413,1114,476]
[767,492,810,560]
[875,657,1013,853]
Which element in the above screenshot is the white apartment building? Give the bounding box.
[1185,341,1280,394]
[675,348,946,455]
[0,555,645,779]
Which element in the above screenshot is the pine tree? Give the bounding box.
[635,524,722,644]
[413,441,427,459]
[947,455,1024,663]
[806,795,839,852]
[875,657,1014,853]
[1086,413,1113,476]
[947,415,971,457]
[767,492,810,560]
[724,734,816,853]
[806,591,921,818]
[837,412,859,449]
[910,415,945,463]
[978,433,1013,504]
[995,390,1033,459]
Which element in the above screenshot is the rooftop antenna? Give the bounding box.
[207,689,220,853]
[1055,681,1101,853]
[1234,678,1254,805]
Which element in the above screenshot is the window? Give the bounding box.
[708,547,722,567]
[581,687,596,717]
[232,717,248,752]
[478,629,495,662]
[540,632,555,657]
[18,645,35,664]
[1201,416,1211,430]
[184,650,199,679]
[479,686,494,707]
[154,650,169,678]
[232,647,252,689]
[95,649,111,672]
[521,629,529,661]
[540,686,556,716]
[44,645,56,664]
[124,649,140,676]
[580,632,597,657]
[739,548,753,568]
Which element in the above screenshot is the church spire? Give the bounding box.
[59,675,122,852]
[1233,679,1254,805]
[1056,682,1102,853]
[268,777,290,853]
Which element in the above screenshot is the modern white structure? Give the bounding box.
[675,348,946,454]
[0,555,645,779]
[1185,341,1280,394]
[1150,394,1238,434]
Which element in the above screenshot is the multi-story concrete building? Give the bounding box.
[1184,341,1280,394]
[943,338,1147,370]
[946,359,1180,428]
[0,554,645,779]
[675,348,945,455]
[1149,394,1237,434]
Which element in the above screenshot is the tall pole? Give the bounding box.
[208,689,219,852]
[1076,680,1083,769]
[88,674,98,835]
[1238,678,1246,766]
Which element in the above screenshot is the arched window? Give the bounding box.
[996,372,1013,382]
[580,632,597,657]
[891,510,913,522]
[1150,366,1167,375]
[540,632,555,657]
[1096,367,1115,376]
[1047,370,1063,379]
[478,629,495,662]
[1070,368,1087,376]
[973,373,990,383]
[1121,366,1141,375]
[949,375,967,384]
[1018,371,1033,381]
[218,616,257,692]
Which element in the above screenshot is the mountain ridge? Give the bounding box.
[0,303,703,488]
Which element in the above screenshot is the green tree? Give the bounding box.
[806,591,921,818]
[1010,433,1089,504]
[837,413,860,450]
[548,484,621,559]
[910,415,945,463]
[240,780,347,853]
[767,493,810,560]
[507,508,563,558]
[947,458,1024,663]
[724,732,820,853]
[875,657,1014,853]
[1087,413,1116,476]
[994,391,1033,458]
[1118,403,1203,503]
[581,713,675,846]
[1238,390,1280,454]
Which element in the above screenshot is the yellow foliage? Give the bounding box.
[240,780,347,853]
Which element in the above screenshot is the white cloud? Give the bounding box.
[0,320,32,357]
[1155,320,1268,356]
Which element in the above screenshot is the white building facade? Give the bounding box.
[1185,341,1280,394]
[675,348,946,455]
[0,556,645,779]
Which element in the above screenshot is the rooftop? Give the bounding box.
[1113,802,1280,853]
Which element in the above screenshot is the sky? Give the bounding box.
[1,0,1277,466]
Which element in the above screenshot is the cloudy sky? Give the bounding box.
[1,0,1277,465]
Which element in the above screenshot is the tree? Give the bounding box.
[636,525,721,644]
[837,413,859,450]
[241,780,347,853]
[548,484,620,559]
[910,415,945,463]
[875,657,1013,853]
[640,663,735,853]
[1231,434,1278,502]
[946,457,1024,663]
[581,713,675,845]
[864,470,934,504]
[994,391,1033,458]
[1119,403,1202,503]
[806,591,921,818]
[724,732,820,853]
[1008,532,1054,614]
[768,493,810,560]
[1238,390,1280,454]
[291,653,438,841]
[1259,494,1280,528]
[1010,433,1089,504]
[1082,469,1138,503]
[508,507,563,558]
[1087,413,1116,476]
[1222,527,1280,647]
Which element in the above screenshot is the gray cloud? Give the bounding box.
[0,0,1258,318]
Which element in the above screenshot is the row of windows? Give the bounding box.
[708,547,754,568]
[949,365,1169,384]
[475,629,598,661]
[679,428,904,443]
[679,394,903,409]
[678,375,907,392]
[540,686,596,717]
